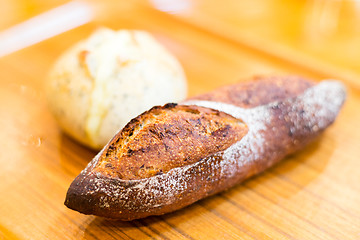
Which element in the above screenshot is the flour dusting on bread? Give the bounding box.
[65,78,346,220]
[184,80,346,179]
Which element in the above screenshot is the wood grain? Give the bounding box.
[0,0,359,239]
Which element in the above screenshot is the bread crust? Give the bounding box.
[65,76,346,220]
[95,104,248,180]
[188,75,314,108]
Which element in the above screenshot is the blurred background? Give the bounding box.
[1,1,360,239]
[1,0,360,92]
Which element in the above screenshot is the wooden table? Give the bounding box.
[1,0,360,239]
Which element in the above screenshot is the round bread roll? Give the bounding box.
[46,28,187,149]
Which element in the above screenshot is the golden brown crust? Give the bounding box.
[64,76,346,220]
[95,104,248,180]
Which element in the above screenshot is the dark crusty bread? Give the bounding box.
[188,75,314,108]
[64,76,346,220]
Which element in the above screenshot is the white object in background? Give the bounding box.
[46,28,187,150]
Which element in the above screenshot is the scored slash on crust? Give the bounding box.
[65,79,346,220]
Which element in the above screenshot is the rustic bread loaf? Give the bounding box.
[65,76,346,220]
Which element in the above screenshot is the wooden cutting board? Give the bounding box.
[0,0,359,239]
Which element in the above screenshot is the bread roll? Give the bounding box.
[64,76,346,220]
[46,28,187,149]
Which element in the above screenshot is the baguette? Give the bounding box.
[64,76,346,220]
